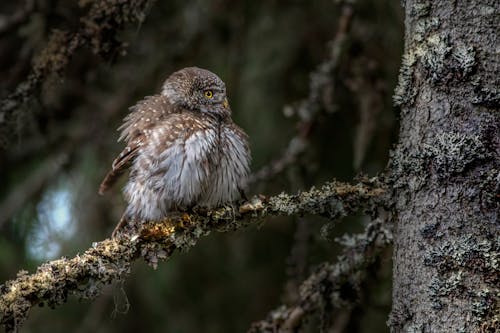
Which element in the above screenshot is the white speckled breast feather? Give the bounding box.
[123,112,249,220]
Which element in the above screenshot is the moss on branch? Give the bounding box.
[248,218,393,332]
[0,178,384,331]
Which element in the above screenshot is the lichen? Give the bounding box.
[250,218,392,332]
[0,179,385,331]
[424,235,498,277]
[393,2,441,107]
[420,33,451,83]
[428,271,465,309]
[451,43,476,77]
[388,145,428,191]
[268,180,384,220]
[471,289,497,321]
[471,84,500,108]
[393,4,479,108]
[423,131,490,178]
[393,52,418,106]
[411,1,431,19]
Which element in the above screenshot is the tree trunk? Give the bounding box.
[389,1,499,332]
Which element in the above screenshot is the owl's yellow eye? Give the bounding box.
[204,90,214,99]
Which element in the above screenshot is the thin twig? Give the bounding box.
[249,3,354,185]
[0,0,155,140]
[248,217,392,333]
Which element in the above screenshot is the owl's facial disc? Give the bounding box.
[199,86,231,119]
[161,67,232,119]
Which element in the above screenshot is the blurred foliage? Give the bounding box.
[0,0,403,332]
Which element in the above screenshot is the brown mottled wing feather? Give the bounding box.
[99,94,176,195]
[98,138,142,195]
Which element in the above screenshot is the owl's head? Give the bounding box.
[161,67,231,119]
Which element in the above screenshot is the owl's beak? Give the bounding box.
[223,98,229,109]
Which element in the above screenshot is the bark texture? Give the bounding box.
[390,1,499,332]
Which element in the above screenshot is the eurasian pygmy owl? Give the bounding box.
[99,67,251,235]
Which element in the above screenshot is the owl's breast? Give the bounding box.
[199,122,251,206]
[145,122,218,194]
[124,115,219,219]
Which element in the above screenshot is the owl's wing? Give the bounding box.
[99,95,175,195]
[98,137,142,195]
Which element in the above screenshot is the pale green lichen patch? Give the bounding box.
[424,235,498,321]
[428,271,465,309]
[423,131,490,177]
[413,17,440,43]
[388,145,428,191]
[471,289,498,322]
[451,43,476,77]
[424,235,499,282]
[393,52,419,106]
[411,1,431,19]
[396,31,477,104]
[420,33,452,83]
[393,1,440,107]
[421,38,477,85]
[394,2,478,108]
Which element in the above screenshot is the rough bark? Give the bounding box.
[389,1,499,332]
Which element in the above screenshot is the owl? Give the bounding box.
[99,67,251,236]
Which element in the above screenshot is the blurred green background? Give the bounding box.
[0,1,403,332]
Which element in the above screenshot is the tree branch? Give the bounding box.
[248,217,393,333]
[249,3,354,185]
[0,178,385,332]
[0,0,155,141]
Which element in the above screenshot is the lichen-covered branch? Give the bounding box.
[0,0,155,139]
[0,178,384,332]
[248,217,393,333]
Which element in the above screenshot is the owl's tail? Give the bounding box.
[98,168,126,195]
[99,143,139,195]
